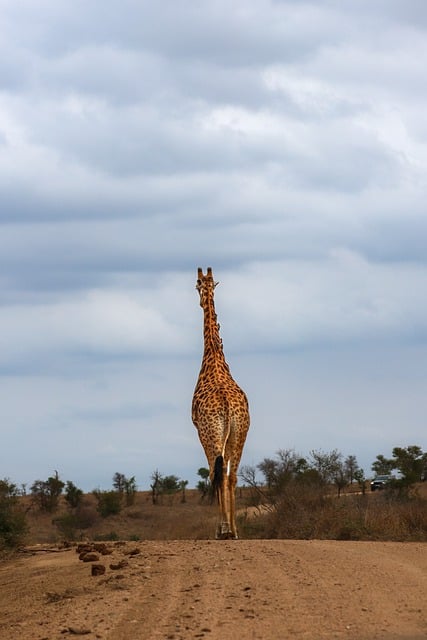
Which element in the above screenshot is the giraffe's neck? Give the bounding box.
[201,293,230,373]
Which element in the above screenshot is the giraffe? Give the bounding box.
[192,267,250,539]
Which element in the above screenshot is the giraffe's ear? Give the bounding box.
[214,281,219,288]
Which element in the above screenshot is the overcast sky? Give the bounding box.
[1,0,426,492]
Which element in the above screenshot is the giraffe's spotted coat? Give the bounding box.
[192,267,250,539]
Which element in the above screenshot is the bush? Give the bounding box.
[53,513,80,540]
[242,483,427,541]
[93,490,122,517]
[53,502,98,539]
[0,479,28,549]
[94,531,119,541]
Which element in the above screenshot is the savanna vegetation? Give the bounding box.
[1,445,426,552]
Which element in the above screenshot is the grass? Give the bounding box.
[20,490,219,544]
[6,482,427,547]
[239,482,427,542]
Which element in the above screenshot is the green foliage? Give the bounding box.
[161,475,181,494]
[371,445,427,490]
[245,448,351,501]
[179,479,188,503]
[149,470,188,504]
[30,471,65,512]
[123,476,137,506]
[256,449,311,495]
[344,455,359,484]
[391,446,427,486]
[372,454,395,476]
[196,467,210,500]
[53,501,97,539]
[112,472,126,493]
[94,531,119,541]
[53,513,80,540]
[150,469,162,505]
[64,481,83,509]
[0,478,28,548]
[93,489,122,517]
[354,468,366,494]
[112,473,137,505]
[309,449,343,486]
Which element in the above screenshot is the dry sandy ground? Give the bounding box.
[0,540,425,640]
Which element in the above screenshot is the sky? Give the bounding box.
[1,0,426,492]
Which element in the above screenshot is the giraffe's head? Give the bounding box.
[196,267,219,307]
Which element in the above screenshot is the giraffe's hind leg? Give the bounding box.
[215,465,238,540]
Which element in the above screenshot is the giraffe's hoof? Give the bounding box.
[215,531,238,540]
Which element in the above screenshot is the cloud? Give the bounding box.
[0,1,426,490]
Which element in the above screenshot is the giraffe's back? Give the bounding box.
[192,382,249,467]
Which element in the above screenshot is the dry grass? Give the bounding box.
[14,483,427,545]
[239,482,427,541]
[22,490,220,544]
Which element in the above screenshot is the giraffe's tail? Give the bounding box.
[211,455,223,502]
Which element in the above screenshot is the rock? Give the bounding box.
[79,552,100,562]
[76,543,93,554]
[110,559,129,570]
[93,543,113,555]
[67,626,92,635]
[91,564,106,576]
[126,547,141,556]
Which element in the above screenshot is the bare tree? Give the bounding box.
[150,470,162,505]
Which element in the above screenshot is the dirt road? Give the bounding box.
[0,540,425,640]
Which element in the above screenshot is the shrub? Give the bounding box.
[53,513,80,540]
[64,481,83,509]
[243,483,427,541]
[53,502,98,539]
[0,479,28,549]
[93,490,122,517]
[94,531,119,541]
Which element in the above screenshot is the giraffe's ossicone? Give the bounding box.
[192,267,250,539]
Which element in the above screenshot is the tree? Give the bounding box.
[64,481,83,509]
[371,454,394,476]
[257,457,279,490]
[371,445,427,488]
[113,472,127,494]
[309,449,343,486]
[334,463,348,497]
[179,480,188,503]
[160,475,181,495]
[150,470,163,505]
[354,468,366,495]
[257,449,308,494]
[196,467,210,501]
[31,471,65,512]
[391,446,427,486]
[344,455,359,484]
[113,473,137,505]
[123,476,137,506]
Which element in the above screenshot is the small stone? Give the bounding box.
[80,552,100,562]
[91,564,106,576]
[76,544,93,555]
[110,559,129,570]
